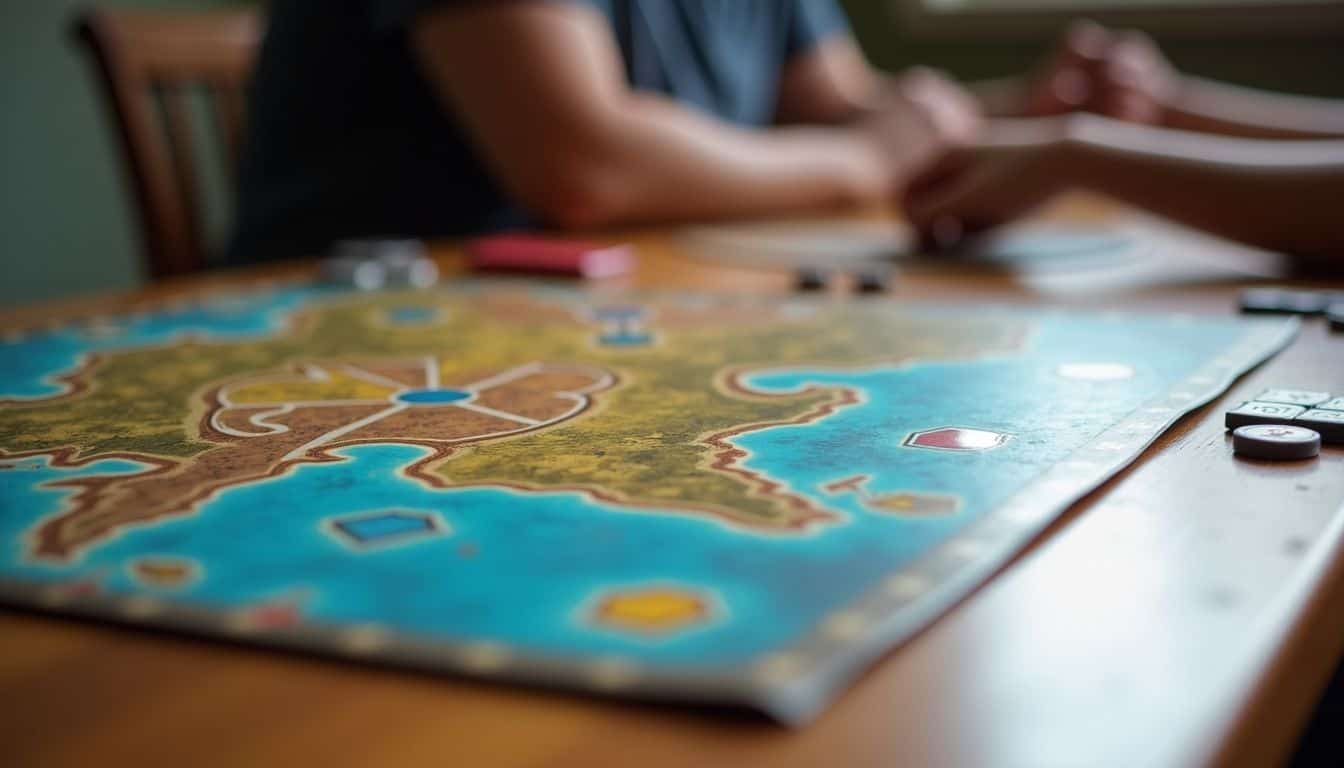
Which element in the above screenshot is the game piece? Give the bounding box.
[795,266,828,291]
[1231,424,1321,460]
[467,235,634,278]
[320,255,386,291]
[1280,290,1328,315]
[0,286,1299,723]
[1238,288,1287,314]
[854,268,892,294]
[382,255,439,289]
[1295,409,1344,443]
[331,239,438,289]
[1328,303,1344,333]
[1224,401,1306,429]
[1255,389,1331,407]
[1238,288,1329,315]
[1318,397,1344,412]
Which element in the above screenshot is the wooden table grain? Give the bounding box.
[3,198,1342,768]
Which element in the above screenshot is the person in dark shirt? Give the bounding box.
[229,3,1161,262]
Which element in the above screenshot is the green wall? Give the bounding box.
[0,0,230,309]
[2,0,1341,307]
[838,0,1344,97]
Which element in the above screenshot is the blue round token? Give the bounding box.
[396,388,472,405]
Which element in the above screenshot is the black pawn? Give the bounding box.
[855,268,891,294]
[795,266,828,292]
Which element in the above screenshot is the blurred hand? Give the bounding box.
[889,67,984,146]
[1025,20,1177,125]
[903,117,1075,249]
[862,67,985,186]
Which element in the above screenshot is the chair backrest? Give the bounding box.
[73,8,261,278]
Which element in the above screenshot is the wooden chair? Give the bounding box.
[73,8,262,278]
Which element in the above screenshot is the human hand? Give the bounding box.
[902,117,1077,249]
[1025,20,1178,125]
[862,67,984,187]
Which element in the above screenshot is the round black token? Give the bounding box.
[1327,302,1344,333]
[1239,288,1286,315]
[1231,424,1321,460]
[855,269,890,294]
[795,267,829,292]
[1281,290,1328,315]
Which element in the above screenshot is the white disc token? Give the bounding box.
[1232,424,1321,460]
[321,255,386,291]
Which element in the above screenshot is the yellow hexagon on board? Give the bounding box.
[127,557,199,588]
[865,492,960,517]
[590,586,712,637]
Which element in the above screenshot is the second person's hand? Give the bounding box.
[1024,20,1178,125]
[903,116,1079,250]
[859,66,985,196]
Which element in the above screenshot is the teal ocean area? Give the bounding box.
[0,285,331,400]
[0,312,1254,668]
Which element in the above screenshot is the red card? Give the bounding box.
[466,235,635,278]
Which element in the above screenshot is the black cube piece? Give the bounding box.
[1328,302,1344,333]
[795,267,829,292]
[1239,288,1288,315]
[855,268,890,294]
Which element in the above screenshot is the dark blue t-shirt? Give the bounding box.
[225,0,844,263]
[229,0,849,262]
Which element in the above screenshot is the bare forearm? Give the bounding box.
[1066,117,1344,257]
[539,93,893,228]
[413,4,906,229]
[1162,75,1344,139]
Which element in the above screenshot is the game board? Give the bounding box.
[0,281,1296,723]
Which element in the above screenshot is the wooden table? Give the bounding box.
[3,198,1343,768]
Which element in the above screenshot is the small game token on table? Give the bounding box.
[854,268,891,294]
[1238,288,1329,316]
[1255,389,1331,407]
[1328,303,1344,333]
[1224,401,1306,429]
[1280,290,1328,315]
[1238,288,1285,315]
[321,256,386,291]
[467,235,634,278]
[383,255,439,288]
[332,239,438,288]
[795,266,829,291]
[1231,424,1321,460]
[1318,397,1344,412]
[1295,409,1344,443]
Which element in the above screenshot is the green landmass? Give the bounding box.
[0,288,1027,528]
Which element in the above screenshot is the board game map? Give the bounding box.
[0,281,1295,722]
